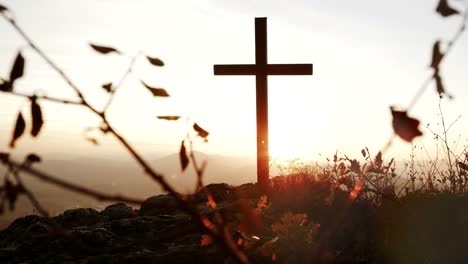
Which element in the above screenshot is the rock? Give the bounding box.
[195,183,234,203]
[54,208,104,228]
[0,191,234,264]
[0,215,54,247]
[72,227,116,247]
[0,247,16,262]
[101,203,135,220]
[139,195,180,216]
[110,217,153,235]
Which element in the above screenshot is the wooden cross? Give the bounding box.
[214,17,313,192]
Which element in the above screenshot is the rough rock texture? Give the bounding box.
[0,184,249,264]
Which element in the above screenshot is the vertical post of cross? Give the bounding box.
[255,18,270,193]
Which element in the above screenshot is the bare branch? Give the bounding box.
[0,13,249,263]
[3,158,144,204]
[2,90,83,105]
[10,167,49,217]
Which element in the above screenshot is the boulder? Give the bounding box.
[139,195,180,216]
[54,208,104,228]
[101,203,135,220]
[195,183,234,203]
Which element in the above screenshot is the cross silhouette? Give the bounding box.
[214,17,313,192]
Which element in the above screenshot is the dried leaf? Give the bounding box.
[433,71,452,99]
[0,152,10,163]
[349,159,361,173]
[10,52,25,84]
[193,123,209,139]
[102,82,113,93]
[9,112,26,148]
[436,0,460,17]
[141,81,170,97]
[87,137,99,145]
[179,140,189,171]
[0,4,8,12]
[157,116,181,121]
[26,153,42,163]
[374,151,383,169]
[391,107,423,142]
[430,41,443,70]
[30,98,44,137]
[146,56,164,67]
[89,43,120,55]
[361,149,366,158]
[200,234,213,246]
[0,81,12,92]
[206,193,217,209]
[257,195,268,209]
[458,161,468,171]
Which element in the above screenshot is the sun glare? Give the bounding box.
[269,123,304,162]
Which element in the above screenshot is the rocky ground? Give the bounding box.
[0,183,257,264]
[4,176,468,264]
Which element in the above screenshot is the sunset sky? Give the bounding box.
[1,0,468,164]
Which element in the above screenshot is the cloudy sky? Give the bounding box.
[0,0,467,163]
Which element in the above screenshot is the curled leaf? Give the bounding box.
[430,41,443,70]
[89,43,120,55]
[436,0,460,17]
[141,81,170,97]
[30,98,44,137]
[361,149,366,158]
[157,116,181,121]
[179,140,189,171]
[102,82,113,93]
[193,123,209,139]
[9,112,26,148]
[26,153,42,163]
[10,52,25,85]
[391,107,423,142]
[146,56,164,67]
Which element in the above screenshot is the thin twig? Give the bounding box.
[2,90,83,105]
[102,52,140,113]
[4,158,144,204]
[10,166,50,217]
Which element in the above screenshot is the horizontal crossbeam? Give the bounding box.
[214,64,313,76]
